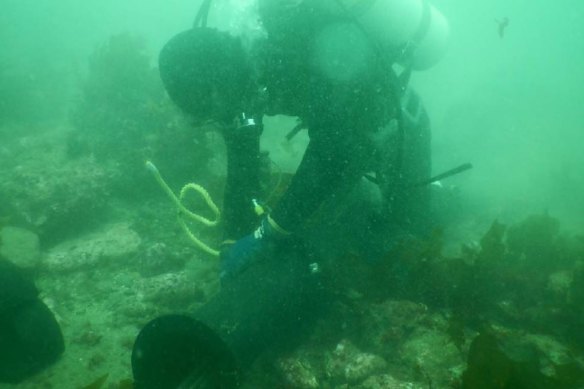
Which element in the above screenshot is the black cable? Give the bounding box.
[415,163,473,187]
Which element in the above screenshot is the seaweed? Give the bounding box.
[376,222,504,326]
[69,33,163,160]
[67,33,215,200]
[324,213,584,361]
[564,263,584,348]
[506,213,562,270]
[0,216,6,251]
[446,314,466,351]
[382,215,584,339]
[463,331,549,389]
[478,219,507,264]
[462,330,584,389]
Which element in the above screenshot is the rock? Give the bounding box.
[135,242,186,277]
[143,272,208,310]
[399,327,464,387]
[43,223,141,272]
[1,151,111,246]
[523,333,580,376]
[359,300,430,358]
[277,357,319,389]
[547,270,572,302]
[356,374,423,389]
[0,226,40,268]
[344,353,388,383]
[326,340,387,384]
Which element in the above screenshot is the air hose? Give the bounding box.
[145,161,220,257]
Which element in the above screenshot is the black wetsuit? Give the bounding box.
[222,1,404,240]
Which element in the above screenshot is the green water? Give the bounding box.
[1,1,584,388]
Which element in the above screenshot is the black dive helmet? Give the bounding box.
[158,0,253,124]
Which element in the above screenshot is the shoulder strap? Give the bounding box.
[193,0,213,27]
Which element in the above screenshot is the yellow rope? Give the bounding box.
[145,160,220,257]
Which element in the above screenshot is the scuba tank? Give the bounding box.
[316,0,450,70]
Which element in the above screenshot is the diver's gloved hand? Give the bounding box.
[220,215,290,282]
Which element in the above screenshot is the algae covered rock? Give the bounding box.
[358,300,430,358]
[135,242,187,277]
[356,374,423,389]
[400,327,465,387]
[547,270,572,303]
[43,223,141,272]
[277,357,320,389]
[0,226,40,268]
[0,138,111,246]
[344,353,388,384]
[141,271,209,311]
[326,339,387,384]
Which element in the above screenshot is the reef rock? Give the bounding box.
[0,226,40,268]
[43,223,141,272]
[326,339,387,384]
[355,374,424,389]
[277,357,320,389]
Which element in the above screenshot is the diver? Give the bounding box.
[157,0,450,281]
[0,259,64,383]
[132,1,451,387]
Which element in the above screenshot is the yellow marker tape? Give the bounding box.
[146,160,220,257]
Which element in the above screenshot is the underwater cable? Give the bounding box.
[145,160,220,257]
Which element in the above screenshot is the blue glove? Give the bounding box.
[220,215,290,282]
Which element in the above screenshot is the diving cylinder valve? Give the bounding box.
[319,0,450,70]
